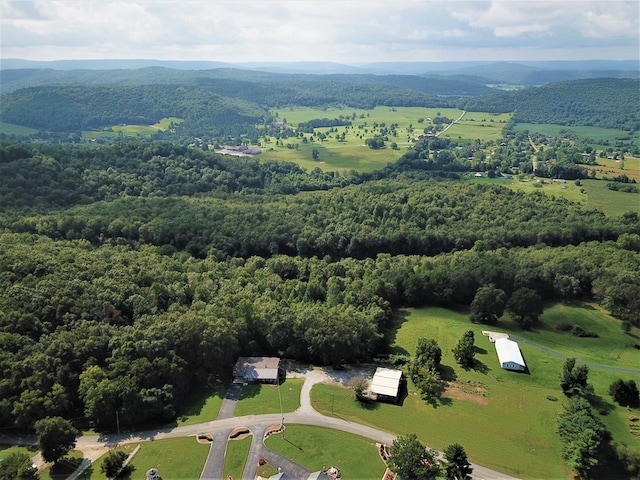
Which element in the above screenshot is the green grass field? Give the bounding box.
[581,179,640,216]
[469,175,640,217]
[82,117,183,140]
[310,305,639,479]
[513,123,640,146]
[0,122,40,136]
[113,437,209,480]
[234,378,303,416]
[261,107,512,173]
[223,436,252,480]
[175,383,226,426]
[264,425,386,479]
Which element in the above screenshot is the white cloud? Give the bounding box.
[0,0,637,62]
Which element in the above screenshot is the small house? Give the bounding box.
[233,357,281,384]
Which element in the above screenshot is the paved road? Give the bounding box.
[508,334,640,375]
[10,368,521,480]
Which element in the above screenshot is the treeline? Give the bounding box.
[462,78,639,132]
[1,232,638,430]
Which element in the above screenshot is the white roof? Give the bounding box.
[370,367,402,397]
[233,357,280,381]
[494,338,525,368]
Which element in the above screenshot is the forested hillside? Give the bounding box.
[462,78,640,131]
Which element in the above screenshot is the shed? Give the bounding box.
[370,367,403,402]
[494,338,526,371]
[233,357,281,384]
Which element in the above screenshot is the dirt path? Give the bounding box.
[436,110,466,137]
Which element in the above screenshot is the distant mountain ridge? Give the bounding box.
[2,58,638,84]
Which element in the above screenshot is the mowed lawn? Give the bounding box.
[223,436,252,480]
[311,305,640,479]
[513,122,640,146]
[112,437,209,480]
[175,383,226,426]
[264,425,386,479]
[83,117,183,140]
[234,378,303,416]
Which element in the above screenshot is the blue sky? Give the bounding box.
[1,0,638,63]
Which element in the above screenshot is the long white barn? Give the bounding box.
[494,338,526,371]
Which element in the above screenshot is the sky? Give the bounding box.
[1,0,639,64]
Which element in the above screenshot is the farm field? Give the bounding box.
[513,122,640,146]
[581,179,640,216]
[0,122,40,136]
[264,425,386,479]
[82,117,183,140]
[586,155,640,182]
[310,305,640,480]
[260,106,511,173]
[469,175,640,216]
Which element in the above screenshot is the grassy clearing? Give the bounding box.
[175,383,226,426]
[581,179,640,216]
[223,436,252,480]
[234,378,303,416]
[83,117,183,140]
[0,122,40,136]
[311,305,639,479]
[264,425,385,479]
[113,437,208,480]
[469,174,587,205]
[469,174,640,217]
[513,123,639,146]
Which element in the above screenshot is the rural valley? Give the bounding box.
[0,57,639,480]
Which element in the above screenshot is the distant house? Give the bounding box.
[233,357,281,384]
[370,367,403,403]
[494,338,526,371]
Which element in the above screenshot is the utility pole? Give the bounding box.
[277,373,285,440]
[116,409,120,436]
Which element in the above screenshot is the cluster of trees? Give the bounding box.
[408,339,444,401]
[388,434,473,480]
[557,397,607,479]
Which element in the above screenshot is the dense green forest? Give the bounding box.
[0,138,639,431]
[462,78,640,131]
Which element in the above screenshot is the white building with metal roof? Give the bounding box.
[494,338,526,371]
[370,367,403,402]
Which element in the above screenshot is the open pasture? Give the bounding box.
[586,155,640,183]
[82,117,183,140]
[469,174,587,204]
[310,305,639,479]
[0,122,40,136]
[262,107,508,173]
[438,111,511,142]
[513,122,640,146]
[581,179,640,216]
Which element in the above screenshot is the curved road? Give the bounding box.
[52,369,520,480]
